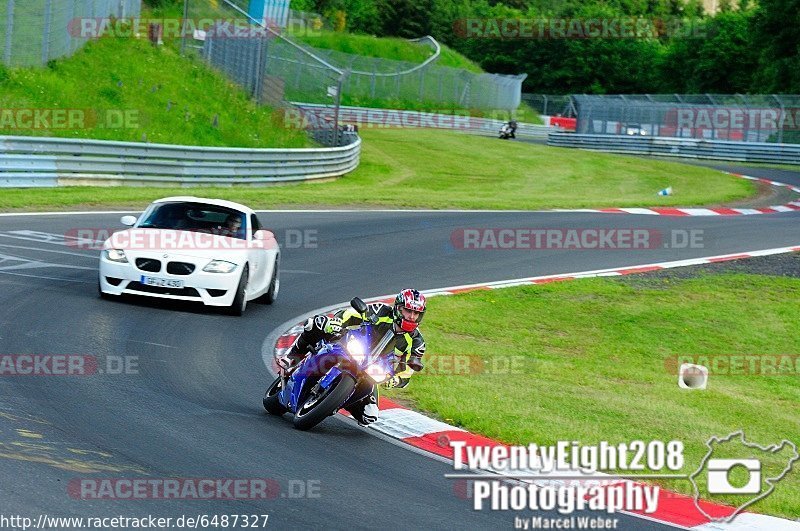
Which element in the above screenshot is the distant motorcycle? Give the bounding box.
[263,297,397,431]
[499,120,517,139]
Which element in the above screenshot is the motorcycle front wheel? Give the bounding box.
[292,373,356,431]
[263,376,287,415]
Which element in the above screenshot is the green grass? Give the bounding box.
[391,274,800,519]
[151,3,530,119]
[0,128,753,211]
[0,32,308,148]
[291,29,483,73]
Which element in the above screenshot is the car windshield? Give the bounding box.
[138,202,247,240]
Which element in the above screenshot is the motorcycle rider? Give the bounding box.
[499,119,518,139]
[276,289,427,426]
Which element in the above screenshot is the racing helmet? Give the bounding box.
[393,289,427,332]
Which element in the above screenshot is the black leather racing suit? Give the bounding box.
[285,302,425,422]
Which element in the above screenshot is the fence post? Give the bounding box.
[180,0,189,54]
[41,0,53,65]
[65,0,74,56]
[772,95,785,144]
[254,35,269,104]
[4,0,14,65]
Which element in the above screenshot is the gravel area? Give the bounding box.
[618,250,800,284]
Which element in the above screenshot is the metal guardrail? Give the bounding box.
[547,133,800,165]
[0,134,361,188]
[294,103,552,139]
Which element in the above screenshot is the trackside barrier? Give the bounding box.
[0,134,361,188]
[293,103,553,139]
[547,133,800,165]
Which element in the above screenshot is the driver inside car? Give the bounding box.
[277,289,427,426]
[218,214,243,238]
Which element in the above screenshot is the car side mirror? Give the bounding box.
[120,215,137,226]
[350,297,368,314]
[253,230,274,241]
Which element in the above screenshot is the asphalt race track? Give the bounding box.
[0,163,798,530]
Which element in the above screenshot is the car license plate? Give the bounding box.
[141,275,184,289]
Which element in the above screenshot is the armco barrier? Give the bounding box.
[547,133,800,165]
[0,134,361,188]
[293,103,553,139]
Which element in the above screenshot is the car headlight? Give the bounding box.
[365,362,390,384]
[104,249,128,263]
[203,260,238,273]
[346,339,367,365]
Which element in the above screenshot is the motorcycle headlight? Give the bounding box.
[365,362,390,384]
[346,339,367,365]
[104,249,128,263]
[203,260,238,273]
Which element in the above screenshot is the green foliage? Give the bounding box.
[0,129,752,210]
[660,11,757,92]
[292,29,483,71]
[749,0,800,92]
[319,0,798,94]
[142,0,183,8]
[0,35,308,148]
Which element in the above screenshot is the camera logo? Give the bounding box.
[706,459,761,494]
[689,431,798,523]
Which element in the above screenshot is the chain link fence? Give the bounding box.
[0,0,141,67]
[522,94,574,117]
[183,0,348,146]
[572,94,800,144]
[187,0,525,124]
[306,42,526,111]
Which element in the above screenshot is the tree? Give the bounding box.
[750,0,800,92]
[659,10,757,92]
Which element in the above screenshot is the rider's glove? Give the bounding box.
[323,317,344,336]
[384,376,409,389]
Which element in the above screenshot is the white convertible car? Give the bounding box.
[99,197,280,316]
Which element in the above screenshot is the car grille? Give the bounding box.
[127,282,200,298]
[135,258,161,273]
[167,262,196,275]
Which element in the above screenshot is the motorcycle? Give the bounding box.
[263,297,397,431]
[499,120,517,140]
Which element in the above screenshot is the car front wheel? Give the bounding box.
[226,264,248,316]
[256,254,280,305]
